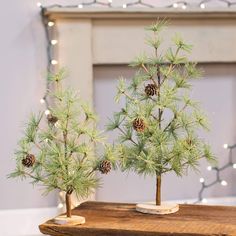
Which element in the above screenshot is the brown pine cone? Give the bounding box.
[186,138,193,145]
[133,118,146,132]
[22,154,36,168]
[145,84,157,96]
[47,114,58,124]
[99,160,112,174]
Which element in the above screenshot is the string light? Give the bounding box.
[223,143,228,149]
[221,180,228,186]
[40,98,45,104]
[51,40,58,45]
[55,121,60,128]
[58,203,64,209]
[45,110,51,116]
[207,166,212,171]
[200,3,206,9]
[198,0,236,8]
[170,1,189,9]
[47,21,55,27]
[37,2,42,8]
[199,178,205,183]
[51,60,58,65]
[201,198,207,203]
[38,0,236,14]
[196,143,236,203]
[173,3,178,8]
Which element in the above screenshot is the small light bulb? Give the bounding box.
[48,21,55,27]
[55,121,60,128]
[173,3,178,8]
[223,144,228,149]
[123,4,127,8]
[58,203,64,209]
[45,110,51,116]
[78,4,83,8]
[221,180,228,186]
[202,198,207,203]
[51,60,58,65]
[207,166,212,171]
[51,40,58,45]
[200,3,205,9]
[199,178,205,183]
[37,2,42,7]
[182,4,187,9]
[40,98,45,104]
[45,138,49,143]
[233,163,236,169]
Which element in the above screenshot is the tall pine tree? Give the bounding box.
[108,21,215,206]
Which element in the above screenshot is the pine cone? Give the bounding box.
[99,160,112,174]
[133,118,146,132]
[186,138,193,145]
[22,154,36,168]
[47,114,58,124]
[145,84,157,96]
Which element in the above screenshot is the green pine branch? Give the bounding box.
[9,70,116,201]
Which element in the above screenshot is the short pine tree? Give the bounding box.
[107,21,215,206]
[9,71,116,217]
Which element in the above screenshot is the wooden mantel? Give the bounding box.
[39,201,236,236]
[44,7,236,20]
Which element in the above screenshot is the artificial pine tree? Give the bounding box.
[9,71,116,224]
[108,21,215,214]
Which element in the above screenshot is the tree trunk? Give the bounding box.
[66,192,72,218]
[156,175,161,206]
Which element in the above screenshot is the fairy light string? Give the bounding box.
[197,143,236,203]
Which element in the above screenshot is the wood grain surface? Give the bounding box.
[39,201,236,236]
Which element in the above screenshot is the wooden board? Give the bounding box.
[39,201,236,236]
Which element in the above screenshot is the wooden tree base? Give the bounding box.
[54,215,86,225]
[136,202,179,215]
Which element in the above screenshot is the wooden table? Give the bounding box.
[39,201,236,236]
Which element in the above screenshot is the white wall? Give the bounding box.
[0,0,235,210]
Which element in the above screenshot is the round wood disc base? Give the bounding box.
[54,215,86,225]
[136,202,179,215]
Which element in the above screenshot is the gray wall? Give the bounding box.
[0,0,235,210]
